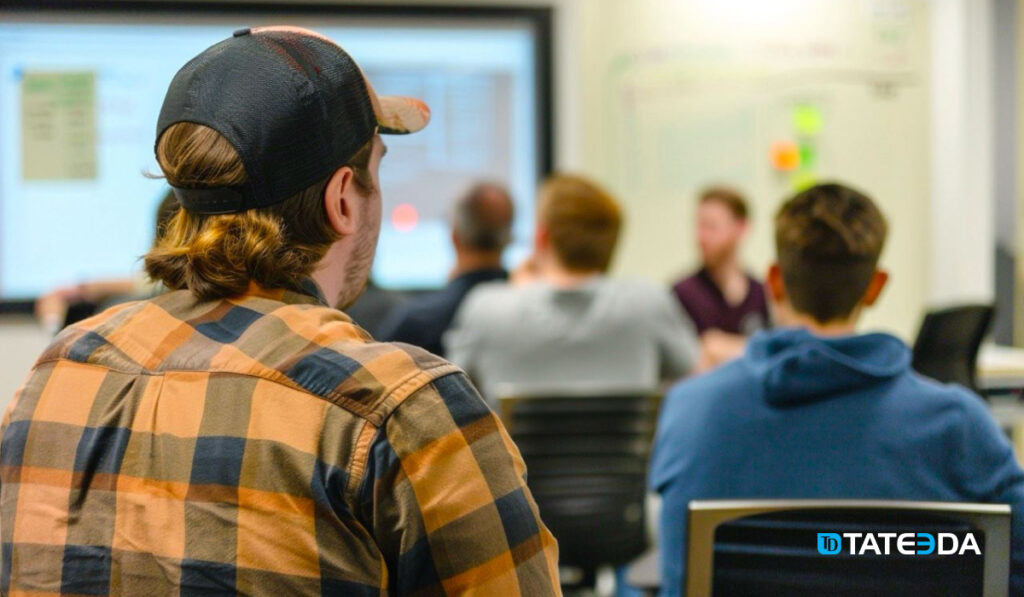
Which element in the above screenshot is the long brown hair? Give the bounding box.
[145,123,374,300]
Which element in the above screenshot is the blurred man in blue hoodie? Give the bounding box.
[649,182,1024,596]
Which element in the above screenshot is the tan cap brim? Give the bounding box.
[363,74,431,134]
[375,95,431,134]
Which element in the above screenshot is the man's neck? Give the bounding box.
[705,257,748,306]
[452,251,503,279]
[705,257,742,284]
[777,311,858,337]
[536,258,601,288]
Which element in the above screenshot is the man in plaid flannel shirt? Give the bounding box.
[0,26,560,596]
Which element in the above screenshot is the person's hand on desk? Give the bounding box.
[34,284,84,334]
[698,329,747,371]
[35,278,143,334]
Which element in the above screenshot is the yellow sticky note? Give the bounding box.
[792,103,823,136]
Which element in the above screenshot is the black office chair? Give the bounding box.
[687,500,1010,597]
[63,300,99,328]
[500,391,660,590]
[912,304,994,392]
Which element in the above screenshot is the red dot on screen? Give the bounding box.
[392,203,418,232]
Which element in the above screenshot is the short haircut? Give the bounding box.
[539,174,622,273]
[775,182,888,323]
[452,182,514,252]
[699,186,748,221]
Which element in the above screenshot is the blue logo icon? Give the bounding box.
[818,532,842,555]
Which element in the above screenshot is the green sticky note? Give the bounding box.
[799,144,816,169]
[792,103,823,135]
[791,171,817,192]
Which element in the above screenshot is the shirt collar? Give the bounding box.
[240,278,329,307]
[450,267,508,288]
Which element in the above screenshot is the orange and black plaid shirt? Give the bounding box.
[0,281,560,595]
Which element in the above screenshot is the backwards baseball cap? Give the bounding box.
[156,26,430,215]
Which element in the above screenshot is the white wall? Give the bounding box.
[929,0,996,306]
[0,317,51,410]
[1016,0,1024,345]
[571,0,934,339]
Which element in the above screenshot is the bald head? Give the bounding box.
[452,182,514,253]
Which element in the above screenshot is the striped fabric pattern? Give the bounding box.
[0,282,560,595]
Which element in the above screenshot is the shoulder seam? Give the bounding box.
[33,356,460,424]
[341,365,463,505]
[354,363,463,426]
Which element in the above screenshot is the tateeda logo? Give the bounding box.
[817,532,982,556]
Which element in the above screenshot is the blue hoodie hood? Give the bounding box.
[745,327,911,406]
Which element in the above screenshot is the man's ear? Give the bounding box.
[323,165,358,236]
[766,263,787,303]
[861,269,889,307]
[534,223,549,253]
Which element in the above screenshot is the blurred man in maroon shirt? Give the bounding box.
[673,186,769,367]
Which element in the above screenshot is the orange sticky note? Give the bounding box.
[771,140,800,171]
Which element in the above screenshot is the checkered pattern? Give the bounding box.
[1,282,560,595]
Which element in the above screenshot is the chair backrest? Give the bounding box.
[912,304,994,391]
[500,391,660,569]
[686,499,1011,597]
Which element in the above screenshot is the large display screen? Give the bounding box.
[0,14,542,299]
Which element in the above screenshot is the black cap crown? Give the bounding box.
[157,26,430,214]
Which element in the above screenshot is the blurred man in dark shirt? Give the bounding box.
[345,278,408,337]
[673,186,769,367]
[379,182,513,355]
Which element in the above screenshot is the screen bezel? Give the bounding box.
[0,0,554,313]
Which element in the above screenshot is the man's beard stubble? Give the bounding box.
[334,223,379,310]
